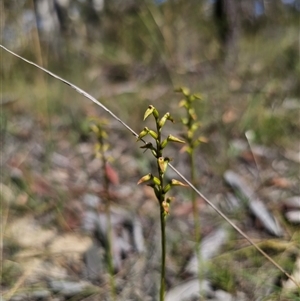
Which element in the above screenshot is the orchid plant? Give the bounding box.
[137,105,187,301]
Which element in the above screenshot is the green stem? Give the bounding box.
[106,201,116,301]
[190,149,203,300]
[156,121,166,301]
[101,138,116,301]
[159,203,166,301]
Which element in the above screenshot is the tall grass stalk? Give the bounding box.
[2,45,298,287]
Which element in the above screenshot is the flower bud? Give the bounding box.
[161,138,168,149]
[188,108,197,120]
[193,93,202,100]
[153,176,161,185]
[144,105,154,120]
[158,157,168,173]
[178,99,187,108]
[136,127,149,141]
[153,107,159,118]
[163,183,171,193]
[175,87,190,96]
[167,135,185,144]
[158,112,170,128]
[137,173,152,184]
[162,200,169,215]
[148,129,158,140]
[181,117,189,125]
[198,136,208,143]
[90,124,99,134]
[170,179,188,187]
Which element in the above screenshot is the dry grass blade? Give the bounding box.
[1,44,298,287]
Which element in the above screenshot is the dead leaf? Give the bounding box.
[270,177,292,189]
[105,163,119,185]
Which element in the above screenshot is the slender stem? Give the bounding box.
[101,139,116,301]
[190,149,203,300]
[105,200,116,301]
[156,121,166,301]
[159,203,166,301]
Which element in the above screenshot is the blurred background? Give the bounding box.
[1,0,299,300]
[1,0,299,146]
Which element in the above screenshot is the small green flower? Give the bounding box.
[175,87,190,96]
[158,157,167,173]
[137,173,153,184]
[137,127,149,141]
[158,112,170,128]
[144,105,159,120]
[148,129,158,140]
[170,179,188,187]
[163,184,171,193]
[161,138,169,149]
[167,134,185,144]
[144,105,154,120]
[153,176,161,185]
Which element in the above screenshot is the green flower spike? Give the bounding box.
[177,87,206,301]
[89,117,116,300]
[137,105,187,301]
